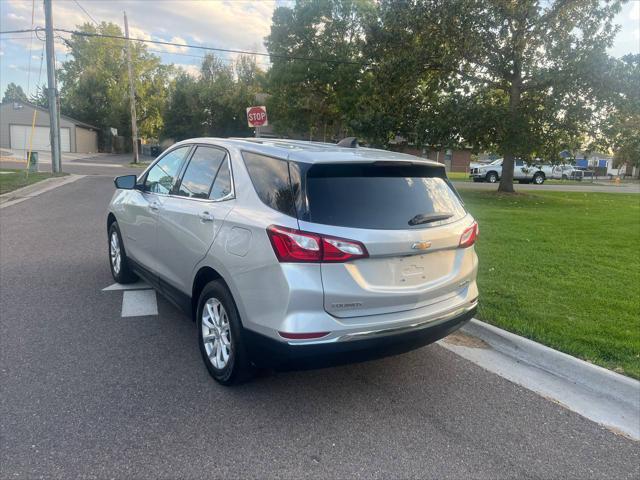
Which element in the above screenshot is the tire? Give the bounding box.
[108,222,138,284]
[197,280,252,386]
[562,174,568,180]
[533,172,545,185]
[486,172,498,183]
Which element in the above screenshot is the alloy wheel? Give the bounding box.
[202,298,233,369]
[110,231,121,275]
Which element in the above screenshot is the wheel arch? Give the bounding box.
[486,170,499,180]
[192,266,241,325]
[107,212,117,230]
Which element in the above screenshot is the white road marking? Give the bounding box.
[102,280,152,291]
[121,289,158,317]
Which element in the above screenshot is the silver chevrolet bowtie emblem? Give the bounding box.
[412,241,432,250]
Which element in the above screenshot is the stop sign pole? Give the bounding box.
[246,106,268,138]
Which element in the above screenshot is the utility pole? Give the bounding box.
[123,12,139,163]
[44,0,62,173]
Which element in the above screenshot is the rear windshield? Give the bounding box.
[304,163,466,230]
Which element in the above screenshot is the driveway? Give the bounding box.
[1,175,638,478]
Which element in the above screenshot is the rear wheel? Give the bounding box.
[108,222,138,284]
[197,280,252,385]
[533,172,545,185]
[486,172,498,183]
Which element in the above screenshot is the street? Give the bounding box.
[1,174,638,478]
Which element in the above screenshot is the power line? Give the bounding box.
[146,48,272,67]
[1,27,368,66]
[0,29,41,34]
[56,28,368,66]
[73,0,99,26]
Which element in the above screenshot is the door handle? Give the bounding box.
[149,201,160,211]
[199,211,214,222]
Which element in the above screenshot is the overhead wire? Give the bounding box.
[72,0,99,26]
[1,27,368,66]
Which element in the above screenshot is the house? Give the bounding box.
[388,137,472,172]
[0,100,99,154]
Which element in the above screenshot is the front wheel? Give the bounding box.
[197,280,252,385]
[108,222,138,284]
[486,172,498,183]
[533,172,545,185]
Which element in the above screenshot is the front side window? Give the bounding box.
[144,146,189,194]
[242,152,296,216]
[177,146,227,199]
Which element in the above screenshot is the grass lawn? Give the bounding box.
[448,171,470,181]
[0,169,67,195]
[460,190,640,379]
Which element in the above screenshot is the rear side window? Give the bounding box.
[210,160,232,200]
[177,146,226,199]
[242,152,296,216]
[304,163,466,230]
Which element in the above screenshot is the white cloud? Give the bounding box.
[630,1,640,21]
[175,63,201,78]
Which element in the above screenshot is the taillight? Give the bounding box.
[267,225,368,263]
[459,221,479,248]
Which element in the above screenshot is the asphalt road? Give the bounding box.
[453,179,640,194]
[1,176,638,479]
[0,153,145,176]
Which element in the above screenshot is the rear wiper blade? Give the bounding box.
[408,213,453,226]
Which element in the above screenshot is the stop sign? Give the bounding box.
[246,106,268,128]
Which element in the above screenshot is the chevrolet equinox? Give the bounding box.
[107,138,479,385]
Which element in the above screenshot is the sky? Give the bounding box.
[0,0,639,99]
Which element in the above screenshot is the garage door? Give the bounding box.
[10,125,71,152]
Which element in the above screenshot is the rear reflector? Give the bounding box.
[278,331,331,340]
[459,221,479,248]
[267,225,368,263]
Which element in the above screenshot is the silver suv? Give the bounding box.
[107,138,479,385]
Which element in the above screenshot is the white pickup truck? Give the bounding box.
[469,158,551,184]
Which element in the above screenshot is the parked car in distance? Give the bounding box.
[469,158,548,184]
[107,138,479,385]
[548,164,583,180]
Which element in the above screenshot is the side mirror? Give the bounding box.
[114,175,137,190]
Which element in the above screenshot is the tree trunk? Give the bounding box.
[498,75,522,193]
[499,152,516,193]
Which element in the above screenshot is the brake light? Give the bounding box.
[267,225,368,263]
[459,222,479,248]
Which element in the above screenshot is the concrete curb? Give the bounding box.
[463,319,640,408]
[440,319,640,440]
[0,174,85,209]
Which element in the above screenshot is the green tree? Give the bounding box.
[30,84,48,108]
[162,54,263,141]
[59,22,172,143]
[370,0,623,191]
[2,83,27,103]
[601,54,640,175]
[265,0,375,141]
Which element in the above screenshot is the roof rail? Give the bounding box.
[337,137,358,148]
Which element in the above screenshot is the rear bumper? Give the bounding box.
[244,304,476,370]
